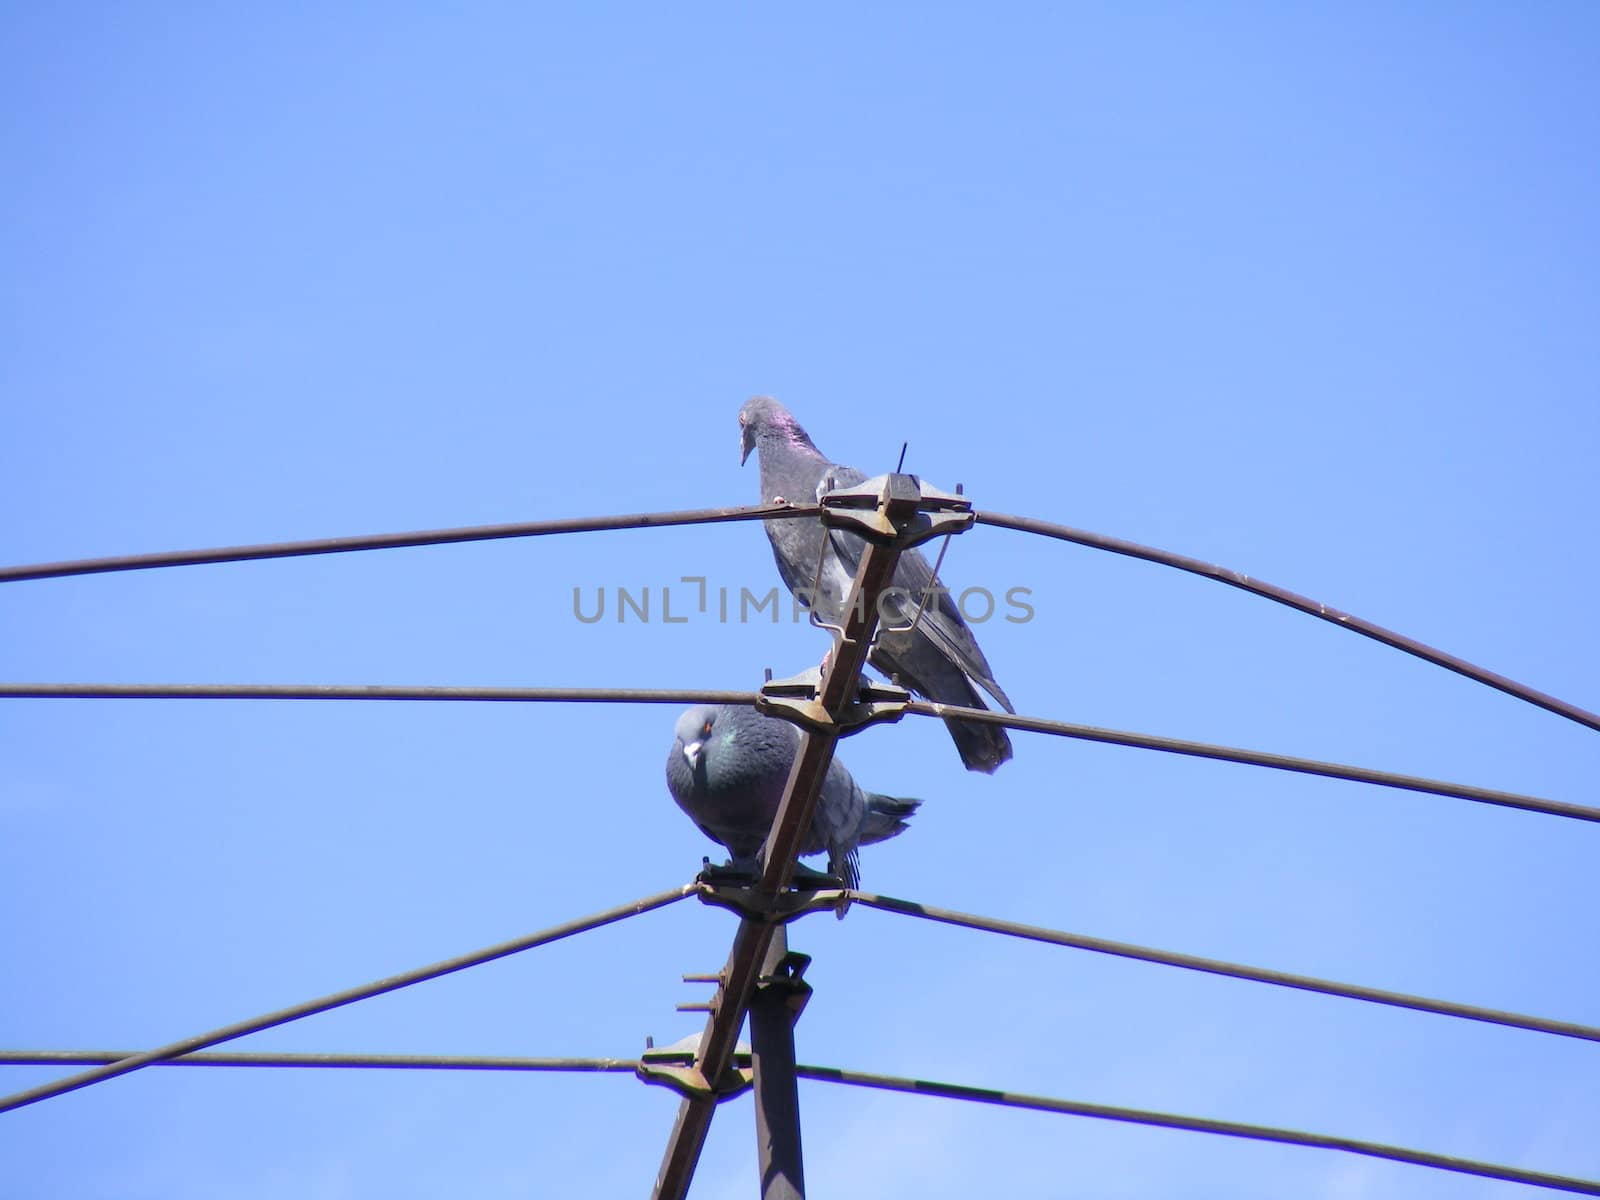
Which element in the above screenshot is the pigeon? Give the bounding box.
[738,395,1016,772]
[665,704,920,896]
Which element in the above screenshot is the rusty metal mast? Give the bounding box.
[644,471,968,1199]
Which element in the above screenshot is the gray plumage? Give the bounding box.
[738,395,1016,773]
[665,704,919,894]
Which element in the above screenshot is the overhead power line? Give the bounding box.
[3,1050,1593,1195]
[0,1051,640,1073]
[849,891,1600,1044]
[0,684,758,706]
[904,700,1600,824]
[3,482,1594,1196]
[977,509,1600,736]
[0,885,693,1116]
[798,1065,1600,1197]
[4,682,1587,821]
[0,502,819,584]
[1,499,1592,737]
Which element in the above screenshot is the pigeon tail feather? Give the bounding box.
[946,716,1013,774]
[860,794,921,844]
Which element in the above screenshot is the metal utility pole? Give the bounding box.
[649,472,974,1199]
[750,926,812,1200]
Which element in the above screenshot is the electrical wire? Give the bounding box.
[5,685,1582,822]
[3,488,1593,1194]
[797,1065,1600,1196]
[6,1049,1590,1194]
[0,502,820,584]
[0,1051,640,1073]
[977,509,1600,736]
[0,684,758,705]
[903,700,1600,824]
[848,891,1600,1044]
[0,884,693,1115]
[2,499,1591,739]
[7,682,1587,824]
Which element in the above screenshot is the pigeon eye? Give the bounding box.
[701,719,713,737]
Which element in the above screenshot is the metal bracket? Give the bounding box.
[819,472,974,549]
[694,882,848,924]
[756,670,910,737]
[636,1050,754,1102]
[756,951,813,1022]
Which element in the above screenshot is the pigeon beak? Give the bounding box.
[739,426,755,466]
[682,740,703,768]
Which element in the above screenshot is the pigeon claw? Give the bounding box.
[696,858,759,887]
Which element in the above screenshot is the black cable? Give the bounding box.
[977,509,1600,736]
[7,683,1586,821]
[3,498,1592,738]
[0,884,693,1115]
[904,700,1600,824]
[2,500,1590,735]
[799,1064,1600,1196]
[0,502,819,584]
[0,684,758,705]
[849,891,1600,1044]
[0,1051,639,1073]
[3,1048,1590,1193]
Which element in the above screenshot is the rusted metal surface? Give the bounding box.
[651,473,934,1200]
[693,883,848,925]
[754,672,909,738]
[819,476,971,547]
[750,928,811,1200]
[977,508,1600,736]
[637,1048,754,1103]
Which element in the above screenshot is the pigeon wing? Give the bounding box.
[819,466,1014,714]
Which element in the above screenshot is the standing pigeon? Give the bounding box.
[738,395,1016,772]
[665,704,920,894]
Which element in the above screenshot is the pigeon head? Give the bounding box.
[673,705,719,773]
[738,396,815,466]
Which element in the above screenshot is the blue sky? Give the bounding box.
[2,4,1597,1197]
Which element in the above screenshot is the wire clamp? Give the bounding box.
[756,670,910,737]
[694,881,849,924]
[819,472,974,549]
[636,1046,753,1102]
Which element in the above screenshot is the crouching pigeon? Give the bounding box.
[738,395,1016,773]
[665,704,919,895]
